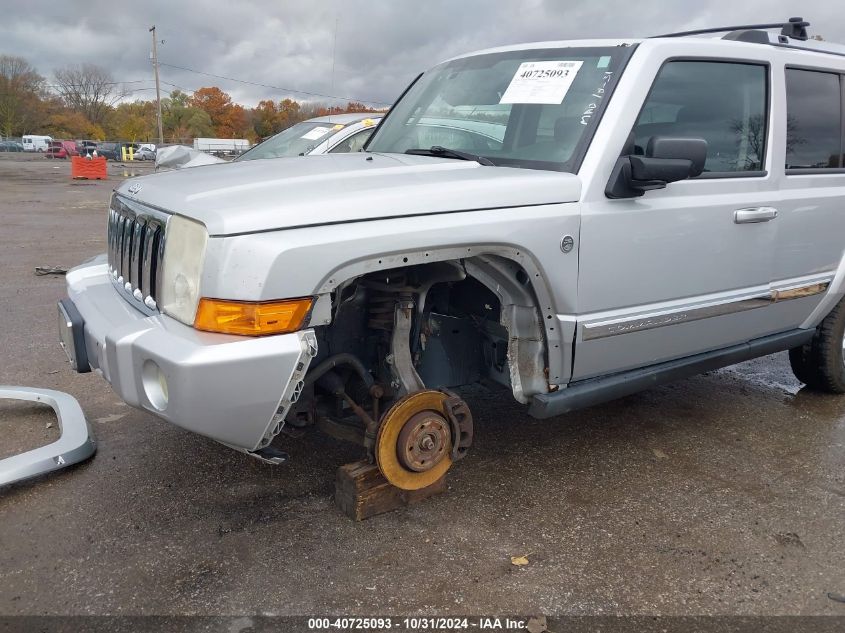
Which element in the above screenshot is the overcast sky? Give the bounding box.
[2,0,843,108]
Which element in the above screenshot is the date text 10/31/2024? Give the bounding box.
[307,616,533,630]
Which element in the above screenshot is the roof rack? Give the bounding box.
[654,17,809,41]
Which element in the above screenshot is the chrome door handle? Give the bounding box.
[734,207,778,224]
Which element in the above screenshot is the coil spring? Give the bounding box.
[367,290,396,331]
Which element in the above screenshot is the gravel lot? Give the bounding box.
[1,155,844,619]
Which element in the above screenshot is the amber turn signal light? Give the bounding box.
[194,297,313,336]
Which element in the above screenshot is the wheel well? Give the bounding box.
[317,254,553,403]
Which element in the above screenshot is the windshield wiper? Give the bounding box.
[405,145,494,166]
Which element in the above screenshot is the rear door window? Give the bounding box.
[632,61,769,174]
[785,69,843,170]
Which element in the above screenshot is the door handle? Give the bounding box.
[734,207,778,224]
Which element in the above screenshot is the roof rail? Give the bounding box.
[653,17,809,41]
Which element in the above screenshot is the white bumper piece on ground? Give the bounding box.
[0,387,96,487]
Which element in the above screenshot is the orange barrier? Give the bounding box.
[71,156,108,180]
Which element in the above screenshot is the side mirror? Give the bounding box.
[606,136,708,199]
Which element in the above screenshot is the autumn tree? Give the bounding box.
[190,87,231,122]
[43,110,104,139]
[190,86,252,138]
[278,98,302,128]
[0,55,46,137]
[250,98,305,140]
[220,103,249,138]
[162,90,213,143]
[252,99,279,138]
[108,101,156,141]
[309,101,378,119]
[53,63,126,126]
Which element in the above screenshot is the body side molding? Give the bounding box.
[582,277,831,341]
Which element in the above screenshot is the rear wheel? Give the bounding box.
[788,298,845,393]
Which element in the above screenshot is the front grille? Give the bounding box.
[107,194,169,313]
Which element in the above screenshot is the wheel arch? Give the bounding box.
[313,244,567,402]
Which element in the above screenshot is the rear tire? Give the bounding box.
[788,298,845,393]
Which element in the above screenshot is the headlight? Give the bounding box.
[159,215,208,325]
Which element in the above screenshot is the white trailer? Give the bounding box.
[22,135,52,152]
[192,138,250,156]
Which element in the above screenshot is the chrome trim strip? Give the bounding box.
[582,281,830,341]
[772,282,830,302]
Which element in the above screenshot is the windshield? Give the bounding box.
[367,46,632,172]
[236,121,346,161]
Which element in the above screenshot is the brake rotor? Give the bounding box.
[376,390,455,490]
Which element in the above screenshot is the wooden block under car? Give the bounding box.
[335,460,447,521]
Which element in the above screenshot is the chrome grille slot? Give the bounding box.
[130,216,145,293]
[107,194,170,314]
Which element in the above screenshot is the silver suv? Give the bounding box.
[59,18,845,490]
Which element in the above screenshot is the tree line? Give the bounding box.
[0,54,383,143]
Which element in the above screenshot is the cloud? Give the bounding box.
[1,0,842,107]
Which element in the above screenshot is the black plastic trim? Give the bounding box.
[695,170,769,179]
[786,168,845,175]
[528,329,814,419]
[722,30,771,44]
[58,299,91,373]
[654,19,809,40]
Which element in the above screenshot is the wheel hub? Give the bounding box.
[396,411,450,472]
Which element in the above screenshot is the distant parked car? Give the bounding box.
[235,113,382,162]
[22,135,52,152]
[45,140,79,159]
[155,115,383,171]
[77,140,99,156]
[95,142,119,160]
[97,142,141,161]
[135,146,156,161]
[0,141,24,152]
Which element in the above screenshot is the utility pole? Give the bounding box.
[150,25,164,145]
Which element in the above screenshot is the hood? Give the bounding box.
[117,153,581,236]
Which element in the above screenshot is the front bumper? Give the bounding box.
[63,256,317,452]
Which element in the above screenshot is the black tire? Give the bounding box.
[789,298,845,393]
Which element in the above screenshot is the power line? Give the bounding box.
[161,80,195,93]
[157,61,392,105]
[43,79,154,89]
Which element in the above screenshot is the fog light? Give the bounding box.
[142,359,169,411]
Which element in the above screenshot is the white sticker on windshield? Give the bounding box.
[499,60,583,105]
[301,126,333,140]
